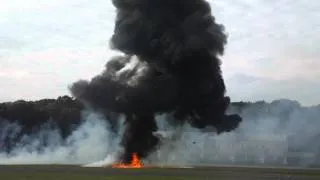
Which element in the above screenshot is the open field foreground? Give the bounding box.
[0,165,319,180]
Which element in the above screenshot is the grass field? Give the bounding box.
[0,165,319,180]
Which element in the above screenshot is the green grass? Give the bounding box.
[0,172,199,180]
[0,165,320,180]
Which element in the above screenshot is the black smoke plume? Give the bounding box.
[70,0,242,164]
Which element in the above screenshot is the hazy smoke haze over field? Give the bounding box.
[0,112,118,165]
[0,100,319,167]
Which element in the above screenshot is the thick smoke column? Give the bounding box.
[70,0,242,163]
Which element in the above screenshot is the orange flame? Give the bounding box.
[112,153,143,168]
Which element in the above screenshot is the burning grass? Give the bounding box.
[112,153,143,169]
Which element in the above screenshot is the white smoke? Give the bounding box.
[149,118,289,167]
[0,100,319,167]
[0,111,121,165]
[148,100,320,167]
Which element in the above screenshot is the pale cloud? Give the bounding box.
[254,46,320,81]
[0,47,121,102]
[0,0,116,102]
[0,0,319,105]
[0,68,31,79]
[210,0,320,79]
[5,47,121,79]
[226,74,320,106]
[209,0,320,105]
[0,0,89,13]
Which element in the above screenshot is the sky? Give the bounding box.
[0,0,319,106]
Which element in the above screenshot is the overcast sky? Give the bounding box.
[0,0,319,106]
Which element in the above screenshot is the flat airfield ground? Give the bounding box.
[0,165,319,180]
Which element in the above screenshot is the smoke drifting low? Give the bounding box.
[0,99,320,167]
[70,0,241,163]
[0,112,119,165]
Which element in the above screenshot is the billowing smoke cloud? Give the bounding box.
[70,0,241,163]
